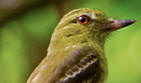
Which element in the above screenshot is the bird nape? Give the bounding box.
[27,8,135,83]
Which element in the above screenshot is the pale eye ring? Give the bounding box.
[78,15,89,24]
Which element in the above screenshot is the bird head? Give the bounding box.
[57,8,135,31]
[54,8,135,47]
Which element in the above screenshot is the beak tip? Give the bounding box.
[131,20,136,24]
[128,20,136,24]
[122,20,136,27]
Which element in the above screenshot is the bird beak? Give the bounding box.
[106,19,136,30]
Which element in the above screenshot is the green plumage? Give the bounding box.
[27,8,135,83]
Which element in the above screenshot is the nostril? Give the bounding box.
[108,18,115,23]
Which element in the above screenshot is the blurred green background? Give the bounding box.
[0,0,140,83]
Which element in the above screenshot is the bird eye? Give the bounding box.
[78,15,89,24]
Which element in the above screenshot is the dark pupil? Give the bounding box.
[79,17,86,22]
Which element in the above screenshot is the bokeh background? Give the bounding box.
[0,0,140,83]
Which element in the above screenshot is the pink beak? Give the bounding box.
[108,19,136,30]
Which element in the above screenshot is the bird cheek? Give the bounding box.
[96,24,106,31]
[101,23,110,30]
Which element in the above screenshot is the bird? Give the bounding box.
[27,8,135,83]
